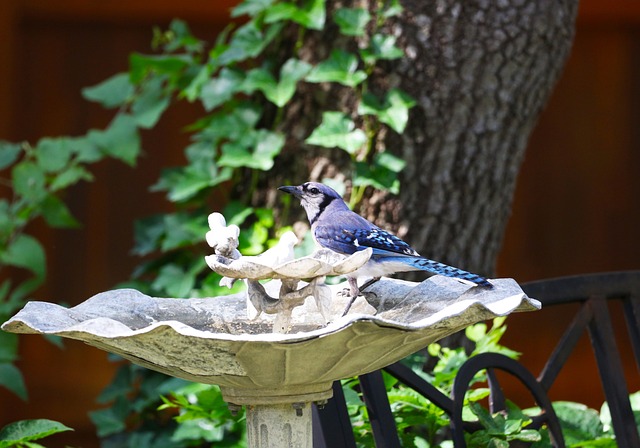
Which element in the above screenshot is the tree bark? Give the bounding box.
[264,0,579,278]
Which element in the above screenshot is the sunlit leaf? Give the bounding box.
[201,68,244,111]
[306,50,367,87]
[334,8,371,36]
[358,88,416,133]
[232,0,275,17]
[305,111,366,154]
[241,59,311,107]
[264,0,326,30]
[218,130,285,170]
[360,34,404,64]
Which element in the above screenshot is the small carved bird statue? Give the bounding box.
[278,182,492,315]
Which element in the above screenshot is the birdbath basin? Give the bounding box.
[2,277,539,447]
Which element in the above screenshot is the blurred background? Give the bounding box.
[0,1,639,446]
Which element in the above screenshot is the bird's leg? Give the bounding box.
[341,276,381,316]
[359,276,381,293]
[340,277,360,317]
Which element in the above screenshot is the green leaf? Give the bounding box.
[151,263,197,297]
[264,0,326,30]
[218,21,283,65]
[0,331,17,363]
[232,0,275,17]
[132,78,171,129]
[200,68,244,111]
[132,215,165,256]
[182,64,213,102]
[359,88,416,133]
[0,363,28,401]
[0,141,22,170]
[89,397,130,438]
[306,49,367,87]
[50,165,94,191]
[383,0,403,18]
[41,195,80,228]
[82,72,133,108]
[360,34,404,64]
[12,162,46,203]
[0,419,72,447]
[353,151,406,194]
[334,8,371,36]
[1,234,46,280]
[552,401,606,444]
[87,114,141,166]
[305,111,366,154]
[218,130,285,170]
[276,58,312,105]
[35,137,73,173]
[129,54,191,85]
[242,59,311,107]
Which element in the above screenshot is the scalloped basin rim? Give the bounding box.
[2,287,539,344]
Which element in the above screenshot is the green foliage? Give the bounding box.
[0,419,72,448]
[344,318,515,447]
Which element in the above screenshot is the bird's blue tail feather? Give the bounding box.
[410,257,493,288]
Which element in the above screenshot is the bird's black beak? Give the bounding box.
[278,185,303,199]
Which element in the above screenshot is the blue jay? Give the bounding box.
[278,182,492,315]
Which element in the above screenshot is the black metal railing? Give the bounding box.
[314,271,640,447]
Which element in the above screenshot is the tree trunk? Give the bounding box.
[265,0,579,278]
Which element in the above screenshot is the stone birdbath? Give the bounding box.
[1,213,540,448]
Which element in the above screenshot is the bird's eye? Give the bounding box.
[308,187,320,195]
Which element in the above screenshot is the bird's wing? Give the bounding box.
[313,212,419,257]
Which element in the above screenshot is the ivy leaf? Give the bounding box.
[82,72,133,108]
[35,137,73,173]
[274,58,312,106]
[50,165,94,191]
[132,78,171,129]
[231,0,275,17]
[0,234,46,280]
[0,141,22,170]
[306,50,367,87]
[0,363,28,401]
[242,59,311,107]
[218,130,285,170]
[182,64,213,102]
[41,195,80,229]
[218,21,283,65]
[129,54,191,85]
[383,0,404,18]
[87,114,141,166]
[360,34,404,64]
[265,0,326,30]
[89,397,130,438]
[353,151,406,194]
[334,8,371,36]
[359,88,416,133]
[305,112,366,154]
[152,262,201,298]
[200,68,244,111]
[12,162,46,203]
